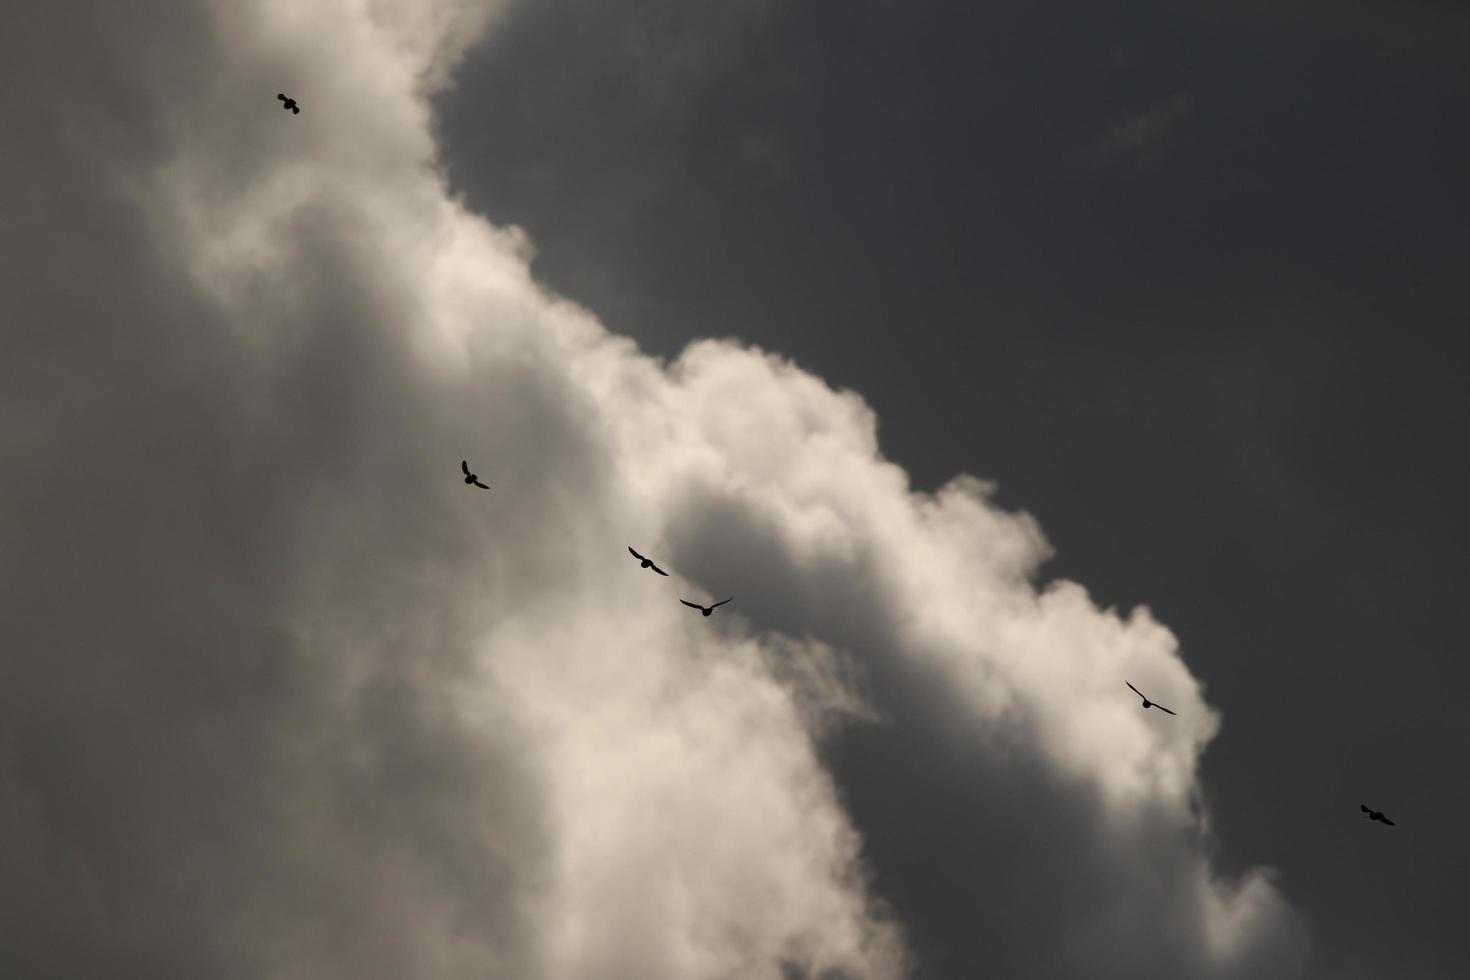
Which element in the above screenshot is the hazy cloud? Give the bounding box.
[1097,92,1195,171]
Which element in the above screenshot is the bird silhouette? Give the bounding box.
[680,597,733,617]
[277,93,300,114]
[627,547,669,576]
[1126,681,1177,715]
[460,460,489,490]
[1361,804,1395,826]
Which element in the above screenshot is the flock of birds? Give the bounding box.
[462,448,1398,827]
[466,457,735,618]
[625,543,733,616]
[630,548,734,617]
[629,544,734,615]
[276,97,1394,831]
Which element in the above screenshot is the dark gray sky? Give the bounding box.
[436,2,1470,976]
[4,1,1466,977]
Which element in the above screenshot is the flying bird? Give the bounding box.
[627,547,669,576]
[1126,682,1177,715]
[1361,804,1395,826]
[460,460,489,490]
[277,93,300,114]
[680,597,733,617]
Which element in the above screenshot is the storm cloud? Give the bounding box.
[1,2,1308,977]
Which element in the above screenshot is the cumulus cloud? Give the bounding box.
[0,1,1306,978]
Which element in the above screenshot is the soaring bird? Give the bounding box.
[680,597,733,617]
[1361,804,1395,826]
[277,93,300,114]
[1126,681,1177,715]
[460,460,490,490]
[627,547,669,576]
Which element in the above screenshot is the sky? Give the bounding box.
[2,1,1465,978]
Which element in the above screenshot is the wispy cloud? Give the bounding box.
[1097,92,1195,171]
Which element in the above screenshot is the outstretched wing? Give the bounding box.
[1361,804,1372,814]
[462,460,471,475]
[710,597,734,608]
[1154,704,1177,716]
[1380,815,1395,826]
[649,563,669,576]
[680,599,703,611]
[1126,681,1144,699]
[629,546,646,561]
[473,480,490,490]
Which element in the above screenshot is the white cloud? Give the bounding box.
[0,1,1306,977]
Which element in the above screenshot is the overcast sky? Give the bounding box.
[3,1,1466,978]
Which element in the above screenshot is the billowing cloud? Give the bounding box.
[0,1,1307,978]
